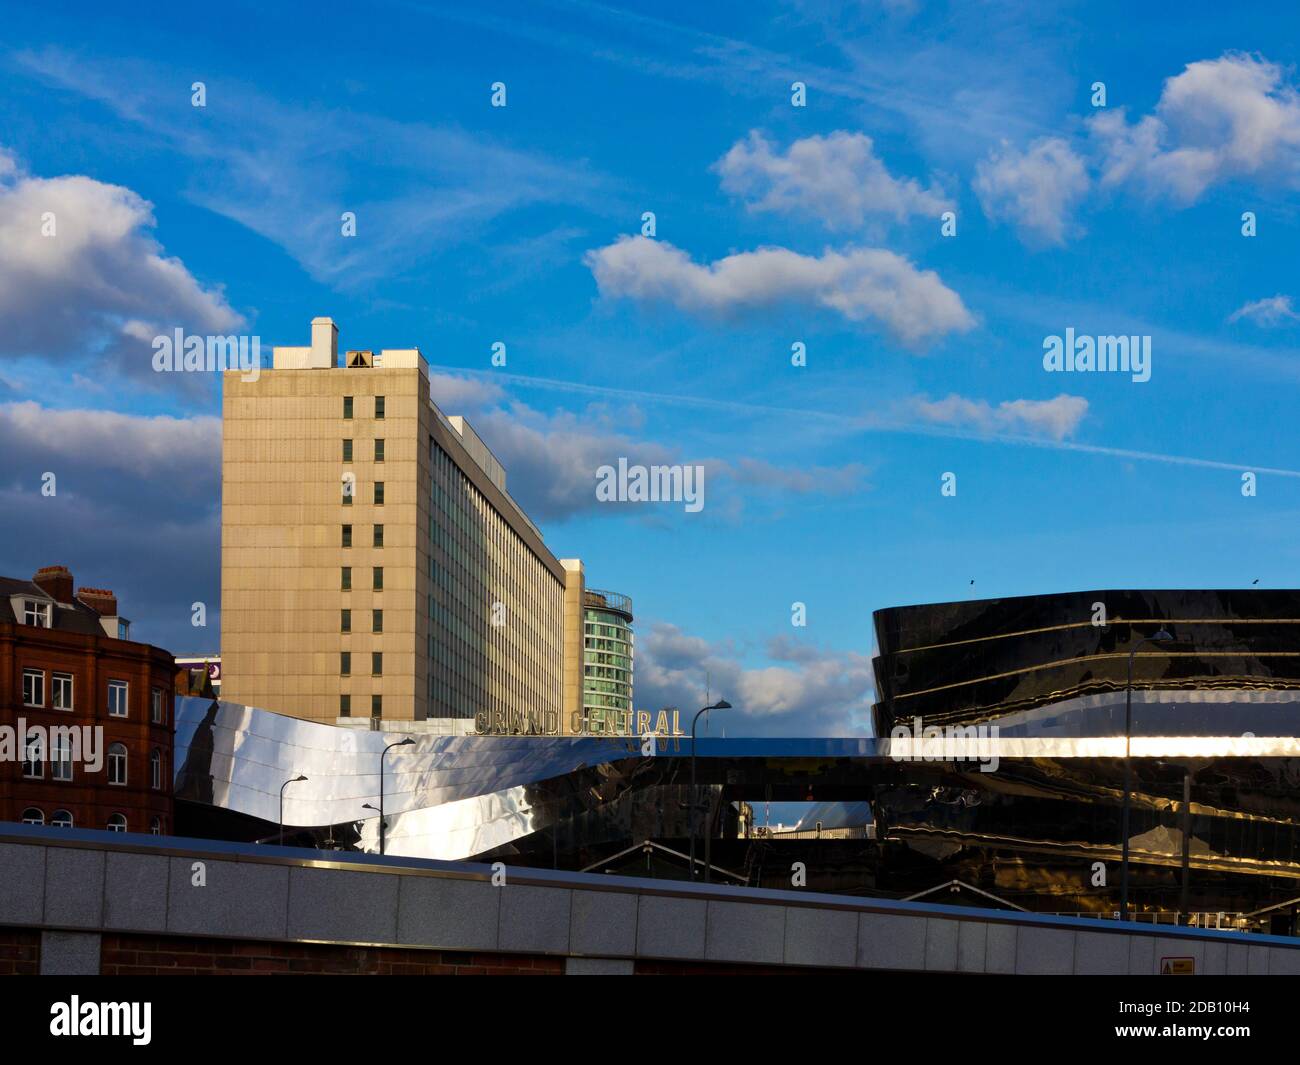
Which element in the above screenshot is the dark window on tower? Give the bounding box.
[371,694,382,717]
[342,524,352,548]
[373,609,383,633]
[343,438,353,462]
[373,567,383,591]
[374,439,385,462]
[342,567,352,590]
[341,652,351,676]
[343,396,354,419]
[375,395,385,419]
[373,524,384,548]
[374,482,385,505]
[341,609,351,633]
[340,694,351,717]
[372,652,383,675]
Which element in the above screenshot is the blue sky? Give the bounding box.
[2,0,1300,736]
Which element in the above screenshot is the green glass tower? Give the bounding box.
[581,589,633,734]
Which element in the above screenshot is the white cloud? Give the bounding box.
[585,236,974,347]
[17,48,605,289]
[1228,295,1300,328]
[426,376,869,522]
[0,401,221,650]
[714,130,950,227]
[428,372,506,411]
[0,401,221,478]
[635,624,875,736]
[973,137,1089,246]
[475,408,869,522]
[1089,52,1300,204]
[727,457,868,495]
[912,393,1089,441]
[470,406,680,522]
[0,150,242,369]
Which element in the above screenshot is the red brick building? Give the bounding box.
[0,566,174,834]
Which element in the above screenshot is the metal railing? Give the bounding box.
[748,825,873,840]
[584,588,633,618]
[1044,910,1250,930]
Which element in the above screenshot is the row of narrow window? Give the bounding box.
[342,395,384,419]
[341,438,384,462]
[340,567,383,590]
[339,399,383,719]
[339,652,383,675]
[340,609,383,633]
[341,524,384,548]
[19,672,167,722]
[338,694,382,718]
[20,741,164,788]
[426,437,563,721]
[343,481,385,505]
[20,808,162,834]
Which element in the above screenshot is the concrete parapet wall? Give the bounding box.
[3,823,1299,975]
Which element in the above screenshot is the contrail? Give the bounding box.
[426,364,1300,479]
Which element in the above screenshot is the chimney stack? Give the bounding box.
[78,587,118,617]
[33,565,73,603]
[311,317,338,367]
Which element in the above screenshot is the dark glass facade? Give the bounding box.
[873,589,1300,732]
[426,438,565,725]
[868,589,1300,920]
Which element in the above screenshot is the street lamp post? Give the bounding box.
[278,775,307,846]
[1120,627,1173,922]
[1179,768,1193,923]
[376,737,415,856]
[689,700,731,882]
[362,802,382,847]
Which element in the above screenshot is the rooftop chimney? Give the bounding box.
[78,587,118,617]
[33,566,73,603]
[311,317,339,367]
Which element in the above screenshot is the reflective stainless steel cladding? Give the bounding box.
[178,585,1300,921]
[872,589,1300,733]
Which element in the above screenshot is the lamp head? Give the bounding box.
[1152,628,1174,642]
[707,699,732,711]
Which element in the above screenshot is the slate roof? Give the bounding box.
[0,574,112,636]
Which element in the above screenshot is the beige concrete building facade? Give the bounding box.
[220,317,584,733]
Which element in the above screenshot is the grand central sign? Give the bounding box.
[474,707,686,737]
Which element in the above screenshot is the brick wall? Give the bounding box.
[0,928,39,975]
[633,958,841,975]
[0,622,174,833]
[100,934,565,975]
[0,928,845,975]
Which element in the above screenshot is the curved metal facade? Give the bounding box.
[872,589,1300,732]
[176,580,1300,921]
[867,590,1300,918]
[173,696,649,859]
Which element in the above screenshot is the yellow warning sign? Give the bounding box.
[1160,956,1195,975]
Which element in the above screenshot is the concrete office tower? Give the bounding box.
[220,317,584,734]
